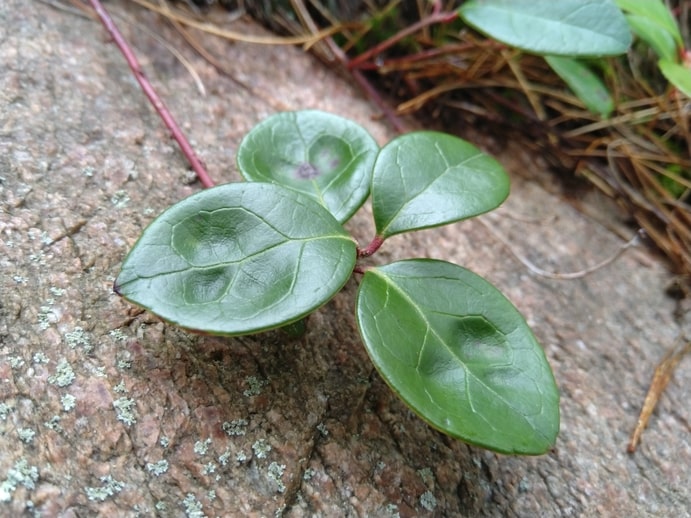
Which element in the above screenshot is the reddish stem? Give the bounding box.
[348,10,459,71]
[88,0,215,188]
[357,235,385,258]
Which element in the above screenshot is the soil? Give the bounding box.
[0,1,689,516]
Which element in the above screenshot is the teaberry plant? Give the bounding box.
[104,0,636,457]
[114,110,560,455]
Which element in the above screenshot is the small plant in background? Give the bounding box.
[615,0,691,97]
[114,110,560,455]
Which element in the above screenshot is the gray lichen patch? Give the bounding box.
[194,438,212,456]
[267,462,286,493]
[146,460,169,477]
[60,394,76,412]
[242,375,268,397]
[182,493,207,518]
[222,418,248,437]
[64,326,92,352]
[17,428,36,444]
[112,397,137,426]
[37,299,57,330]
[48,358,75,387]
[0,459,39,503]
[419,490,437,511]
[0,403,11,421]
[85,475,124,502]
[251,438,271,459]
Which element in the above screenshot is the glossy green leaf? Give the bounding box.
[356,259,560,454]
[236,110,379,223]
[115,183,357,335]
[625,14,678,62]
[615,0,682,48]
[371,132,509,238]
[545,56,614,118]
[659,59,691,98]
[459,0,631,57]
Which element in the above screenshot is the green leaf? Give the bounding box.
[625,14,679,62]
[115,183,357,335]
[615,0,682,48]
[371,131,509,239]
[459,0,631,57]
[545,56,614,118]
[659,59,691,98]
[236,110,379,223]
[356,259,559,454]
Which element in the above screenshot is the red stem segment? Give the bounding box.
[357,235,385,258]
[88,0,215,188]
[348,10,459,70]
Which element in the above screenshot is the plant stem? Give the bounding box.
[88,0,215,188]
[348,10,459,70]
[357,235,385,258]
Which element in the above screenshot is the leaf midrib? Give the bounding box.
[370,268,546,435]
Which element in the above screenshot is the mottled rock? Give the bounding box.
[0,1,688,516]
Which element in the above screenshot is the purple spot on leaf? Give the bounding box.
[294,162,321,180]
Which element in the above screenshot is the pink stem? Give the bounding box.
[348,10,459,71]
[88,0,215,188]
[357,235,385,258]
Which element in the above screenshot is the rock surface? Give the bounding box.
[0,1,689,516]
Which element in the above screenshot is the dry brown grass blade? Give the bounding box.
[628,339,691,453]
[130,0,344,47]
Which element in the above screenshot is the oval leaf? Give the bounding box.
[356,259,560,454]
[659,59,691,98]
[236,110,379,223]
[115,183,357,335]
[625,14,678,63]
[545,56,614,118]
[459,0,632,57]
[615,0,682,48]
[371,131,509,238]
